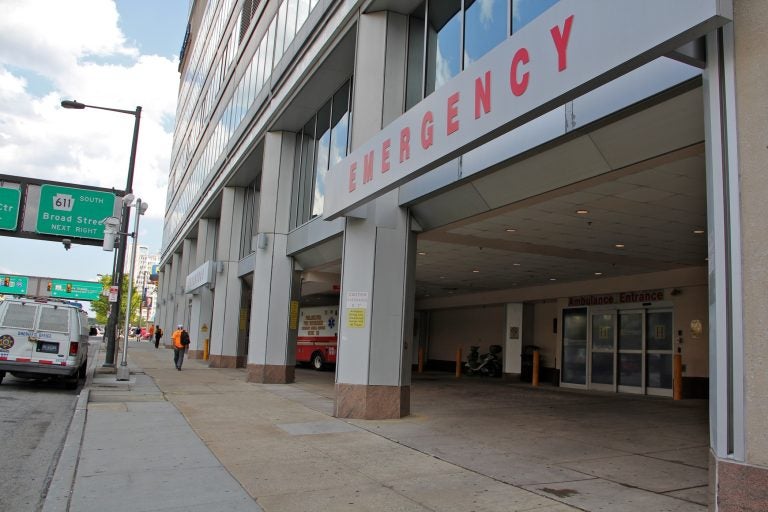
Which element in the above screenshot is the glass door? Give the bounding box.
[617,310,644,394]
[646,310,674,397]
[561,308,587,387]
[590,311,615,391]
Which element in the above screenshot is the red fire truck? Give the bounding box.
[296,306,338,370]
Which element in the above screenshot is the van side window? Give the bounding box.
[3,303,37,329]
[38,307,70,333]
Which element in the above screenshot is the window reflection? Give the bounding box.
[464,0,506,67]
[313,102,331,218]
[511,0,558,33]
[425,0,461,95]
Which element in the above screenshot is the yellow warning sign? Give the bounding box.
[347,308,365,328]
[289,300,299,330]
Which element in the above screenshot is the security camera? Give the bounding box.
[62,238,72,251]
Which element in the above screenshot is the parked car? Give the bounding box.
[0,297,89,388]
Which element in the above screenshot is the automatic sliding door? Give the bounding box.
[562,308,587,386]
[646,310,674,396]
[590,312,615,391]
[617,310,644,394]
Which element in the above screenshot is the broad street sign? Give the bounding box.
[0,275,28,295]
[36,184,115,240]
[50,279,103,301]
[0,188,21,231]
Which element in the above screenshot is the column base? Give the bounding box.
[187,350,204,359]
[711,451,768,510]
[208,355,246,368]
[246,364,295,383]
[335,383,410,419]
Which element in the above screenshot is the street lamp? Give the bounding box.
[61,99,141,367]
[117,195,149,381]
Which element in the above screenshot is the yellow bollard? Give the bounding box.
[532,350,540,387]
[203,338,210,360]
[455,347,462,378]
[673,353,683,400]
[418,347,424,373]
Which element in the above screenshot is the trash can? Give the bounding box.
[520,345,539,382]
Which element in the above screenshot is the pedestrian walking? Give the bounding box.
[154,325,162,349]
[171,325,190,370]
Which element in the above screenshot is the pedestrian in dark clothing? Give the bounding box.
[154,325,162,349]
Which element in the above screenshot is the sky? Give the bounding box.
[0,0,189,287]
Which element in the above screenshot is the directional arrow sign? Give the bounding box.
[0,188,21,231]
[0,275,28,295]
[36,185,115,240]
[50,279,103,301]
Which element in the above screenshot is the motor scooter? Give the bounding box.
[465,344,503,377]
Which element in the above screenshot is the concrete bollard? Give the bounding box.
[203,338,210,360]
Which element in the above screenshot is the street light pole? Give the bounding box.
[117,197,148,381]
[61,100,141,367]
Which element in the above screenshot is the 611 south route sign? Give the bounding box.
[36,185,115,240]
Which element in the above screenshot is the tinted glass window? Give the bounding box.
[511,0,558,33]
[464,0,507,67]
[312,101,332,217]
[425,0,461,95]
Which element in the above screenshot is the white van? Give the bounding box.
[0,297,89,388]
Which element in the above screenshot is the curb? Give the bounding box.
[41,388,89,512]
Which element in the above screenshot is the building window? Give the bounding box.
[291,79,352,228]
[406,0,559,108]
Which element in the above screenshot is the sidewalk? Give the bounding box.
[45,339,709,511]
[44,341,578,512]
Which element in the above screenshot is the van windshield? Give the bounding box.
[3,303,37,329]
[38,307,70,333]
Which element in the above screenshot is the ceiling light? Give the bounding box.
[439,276,446,279]
[693,229,705,234]
[576,209,589,215]
[615,243,625,248]
[594,272,603,276]
[549,278,557,281]
[505,228,517,232]
[417,251,427,255]
[472,270,480,273]
[512,263,521,266]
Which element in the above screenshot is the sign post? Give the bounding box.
[36,184,115,240]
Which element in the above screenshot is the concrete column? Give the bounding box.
[708,2,768,509]
[188,219,217,359]
[169,252,182,344]
[209,187,247,367]
[247,131,299,383]
[158,265,171,340]
[180,238,196,329]
[335,11,415,420]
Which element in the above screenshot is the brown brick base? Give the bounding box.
[208,354,246,368]
[246,364,295,383]
[335,383,410,419]
[187,350,204,359]
[712,452,768,510]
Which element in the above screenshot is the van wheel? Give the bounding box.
[311,352,324,371]
[78,359,87,380]
[64,376,79,390]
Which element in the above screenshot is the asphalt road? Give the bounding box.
[0,340,95,512]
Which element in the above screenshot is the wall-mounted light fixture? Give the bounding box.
[255,232,268,250]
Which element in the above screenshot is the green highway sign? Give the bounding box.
[50,279,103,301]
[0,188,21,231]
[0,275,28,295]
[36,185,115,240]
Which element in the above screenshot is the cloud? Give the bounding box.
[0,0,178,225]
